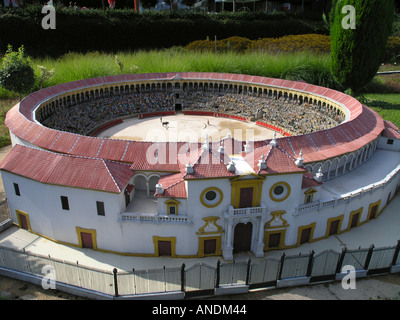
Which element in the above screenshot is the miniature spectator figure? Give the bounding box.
[108,0,115,8]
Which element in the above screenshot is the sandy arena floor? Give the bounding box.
[98,115,282,142]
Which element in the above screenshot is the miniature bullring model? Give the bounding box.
[1,72,400,261]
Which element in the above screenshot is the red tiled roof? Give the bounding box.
[0,145,133,193]
[180,147,236,179]
[244,144,307,175]
[5,72,385,170]
[382,121,400,139]
[155,173,187,198]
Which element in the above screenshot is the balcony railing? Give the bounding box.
[120,213,192,224]
[226,204,267,217]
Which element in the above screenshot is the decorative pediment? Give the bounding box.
[197,216,224,235]
[265,211,288,229]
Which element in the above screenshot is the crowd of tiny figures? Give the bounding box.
[41,88,343,136]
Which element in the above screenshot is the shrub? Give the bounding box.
[186,34,331,55]
[0,45,35,100]
[248,34,331,54]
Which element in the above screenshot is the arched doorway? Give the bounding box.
[233,222,253,253]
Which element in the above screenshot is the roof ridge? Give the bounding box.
[102,159,122,193]
[164,177,185,190]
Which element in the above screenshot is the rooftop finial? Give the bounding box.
[314,167,323,183]
[227,161,236,173]
[258,154,267,170]
[295,150,304,167]
[270,132,278,147]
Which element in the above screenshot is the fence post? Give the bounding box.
[246,259,251,286]
[113,268,119,298]
[364,244,375,271]
[216,260,221,289]
[306,250,315,277]
[278,253,286,280]
[336,247,347,274]
[180,263,185,293]
[391,240,400,267]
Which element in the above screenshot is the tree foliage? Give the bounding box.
[330,0,395,93]
[0,45,35,100]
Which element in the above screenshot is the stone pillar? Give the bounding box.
[222,219,234,261]
[255,216,266,258]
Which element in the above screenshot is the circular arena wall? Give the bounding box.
[6,72,384,179]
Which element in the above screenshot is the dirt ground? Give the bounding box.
[0,275,85,300]
[98,115,282,142]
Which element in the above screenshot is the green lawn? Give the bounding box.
[364,93,400,104]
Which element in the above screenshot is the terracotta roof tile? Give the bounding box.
[245,144,306,175]
[0,145,133,193]
[155,173,187,198]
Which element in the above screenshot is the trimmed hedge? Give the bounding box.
[186,34,400,63]
[0,6,327,57]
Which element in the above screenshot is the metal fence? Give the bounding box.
[1,241,400,299]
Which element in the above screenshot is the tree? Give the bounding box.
[330,0,395,94]
[0,45,35,100]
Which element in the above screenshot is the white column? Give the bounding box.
[222,219,234,261]
[255,216,266,258]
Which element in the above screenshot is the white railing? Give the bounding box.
[295,163,400,215]
[227,204,267,217]
[120,213,192,224]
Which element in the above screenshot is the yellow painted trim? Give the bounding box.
[15,210,31,232]
[265,210,288,229]
[269,181,291,202]
[367,200,381,222]
[152,236,176,257]
[200,187,223,208]
[325,215,344,237]
[346,208,363,231]
[296,222,316,246]
[264,229,287,250]
[197,216,224,234]
[165,198,180,215]
[76,227,98,250]
[304,188,318,195]
[197,235,222,258]
[230,176,265,208]
[304,188,317,204]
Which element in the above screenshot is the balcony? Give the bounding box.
[120,213,192,225]
[225,203,268,217]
